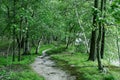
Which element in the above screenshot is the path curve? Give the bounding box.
[31,49,76,80]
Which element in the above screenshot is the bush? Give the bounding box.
[46,46,66,55]
[104,74,116,80]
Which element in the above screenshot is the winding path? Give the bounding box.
[31,49,76,80]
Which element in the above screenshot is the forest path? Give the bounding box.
[31,49,76,80]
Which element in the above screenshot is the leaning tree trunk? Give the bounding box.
[100,27,105,59]
[96,0,107,71]
[74,1,89,53]
[100,0,106,59]
[35,38,42,54]
[96,25,103,71]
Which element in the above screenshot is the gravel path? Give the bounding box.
[31,49,76,80]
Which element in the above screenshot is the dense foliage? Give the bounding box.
[0,0,120,80]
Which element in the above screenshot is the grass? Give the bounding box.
[39,44,55,55]
[30,44,54,55]
[0,44,55,80]
[0,40,11,49]
[0,55,44,80]
[46,46,120,80]
[1,42,120,80]
[0,42,48,80]
[11,70,44,80]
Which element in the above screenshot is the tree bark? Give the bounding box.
[35,39,42,54]
[88,0,99,61]
[100,26,105,59]
[23,18,30,55]
[96,24,103,70]
[74,1,89,53]
[18,17,23,61]
[12,0,16,62]
[100,0,106,59]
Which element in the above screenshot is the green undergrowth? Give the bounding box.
[31,44,54,55]
[0,44,55,80]
[46,46,120,80]
[0,50,45,80]
[0,40,11,49]
[0,55,44,80]
[0,65,44,80]
[0,55,36,67]
[39,44,55,55]
[46,46,66,55]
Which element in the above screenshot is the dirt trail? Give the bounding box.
[31,49,76,80]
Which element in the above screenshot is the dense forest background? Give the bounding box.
[0,0,120,80]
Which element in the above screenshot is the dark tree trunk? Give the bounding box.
[35,39,41,54]
[12,28,15,61]
[66,37,70,49]
[88,0,99,61]
[100,27,105,59]
[35,37,43,54]
[18,17,23,61]
[100,0,106,59]
[23,18,30,55]
[65,24,74,49]
[17,37,24,49]
[88,31,96,61]
[96,0,107,71]
[97,24,103,71]
[23,30,30,55]
[12,0,16,62]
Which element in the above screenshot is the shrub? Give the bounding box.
[47,46,66,55]
[104,74,116,80]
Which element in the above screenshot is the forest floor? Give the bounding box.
[0,55,44,80]
[0,44,120,80]
[0,42,45,80]
[45,46,120,80]
[51,54,120,80]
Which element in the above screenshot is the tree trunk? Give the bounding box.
[88,0,99,61]
[23,30,30,55]
[100,0,106,59]
[96,25,103,70]
[88,31,97,61]
[66,37,70,49]
[100,26,105,59]
[23,18,30,55]
[18,17,23,61]
[12,0,16,62]
[35,38,42,54]
[12,28,15,62]
[74,2,89,53]
[96,0,107,71]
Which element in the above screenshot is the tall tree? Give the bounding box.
[12,0,16,62]
[88,0,99,61]
[100,0,106,59]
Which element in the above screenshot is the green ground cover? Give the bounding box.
[47,46,120,80]
[0,55,44,80]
